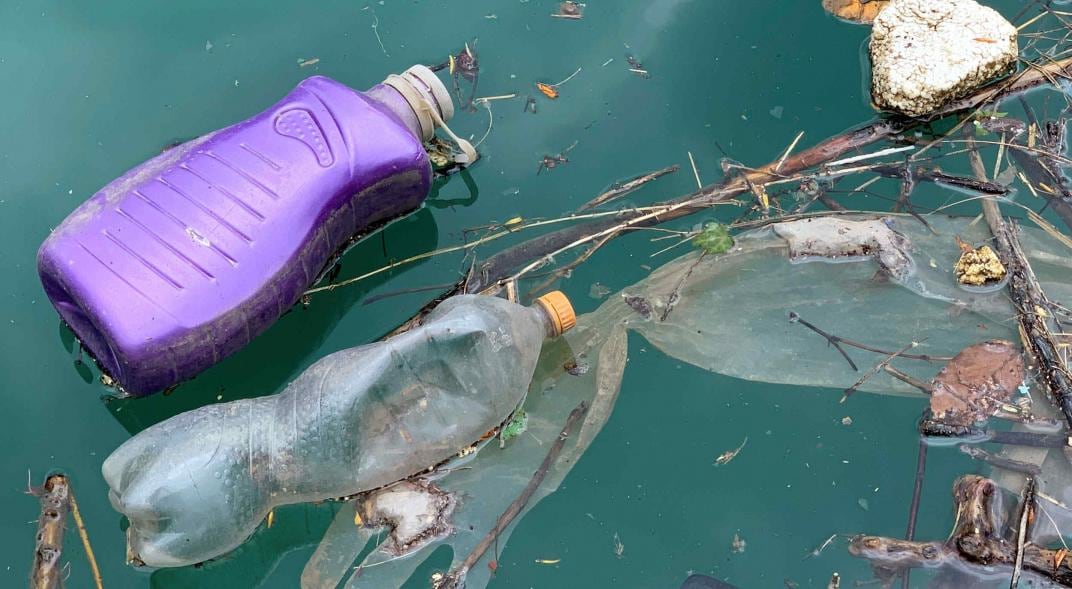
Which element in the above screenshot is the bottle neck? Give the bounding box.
[365,84,425,141]
[532,303,560,339]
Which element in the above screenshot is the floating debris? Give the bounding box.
[589,282,611,299]
[298,57,320,68]
[536,82,559,99]
[564,358,589,376]
[929,340,1023,426]
[822,0,890,24]
[731,531,747,553]
[626,55,650,78]
[552,1,585,20]
[499,410,529,447]
[537,141,578,175]
[692,222,733,255]
[715,437,748,466]
[613,532,625,558]
[953,238,1006,288]
[623,294,652,319]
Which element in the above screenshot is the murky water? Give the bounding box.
[0,0,1057,587]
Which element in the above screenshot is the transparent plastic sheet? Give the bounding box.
[102,295,552,568]
[301,324,628,588]
[303,214,1072,586]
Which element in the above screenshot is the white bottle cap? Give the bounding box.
[383,65,454,141]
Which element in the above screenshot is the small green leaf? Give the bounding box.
[692,222,734,255]
[500,410,528,445]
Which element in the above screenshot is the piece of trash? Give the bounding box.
[626,55,650,78]
[953,237,1006,289]
[552,1,584,19]
[499,410,529,448]
[102,293,577,566]
[623,294,652,319]
[772,217,913,282]
[39,64,464,396]
[692,222,733,255]
[564,359,589,375]
[536,82,559,99]
[298,57,320,68]
[869,0,1016,117]
[731,531,747,553]
[535,558,561,565]
[589,283,611,299]
[205,40,213,51]
[537,141,578,175]
[769,105,784,119]
[857,498,869,511]
[841,416,853,426]
[361,481,456,555]
[822,0,890,24]
[613,532,625,558]
[929,340,1023,426]
[715,437,748,466]
[805,534,838,559]
[524,96,537,113]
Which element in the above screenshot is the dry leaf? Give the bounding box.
[929,340,1024,426]
[822,0,890,24]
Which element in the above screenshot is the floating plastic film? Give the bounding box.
[303,214,1072,586]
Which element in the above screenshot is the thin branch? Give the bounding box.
[439,401,589,588]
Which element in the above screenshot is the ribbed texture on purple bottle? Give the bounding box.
[38,75,435,395]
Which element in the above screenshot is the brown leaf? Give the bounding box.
[930,340,1023,426]
[822,0,890,24]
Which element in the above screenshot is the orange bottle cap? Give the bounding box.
[535,291,576,336]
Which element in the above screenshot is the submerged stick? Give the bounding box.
[439,401,589,588]
[901,438,927,589]
[31,474,69,589]
[919,417,1069,447]
[788,311,950,366]
[68,483,104,589]
[960,445,1043,475]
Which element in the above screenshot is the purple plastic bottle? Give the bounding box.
[38,65,458,396]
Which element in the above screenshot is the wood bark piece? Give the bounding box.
[850,475,1072,586]
[31,474,69,589]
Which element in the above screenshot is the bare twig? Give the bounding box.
[1011,476,1037,588]
[579,165,679,211]
[439,401,589,588]
[67,484,103,589]
[902,438,927,589]
[31,474,69,589]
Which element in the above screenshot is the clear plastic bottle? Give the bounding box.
[101,292,575,568]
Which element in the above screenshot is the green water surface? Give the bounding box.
[0,0,1050,587]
